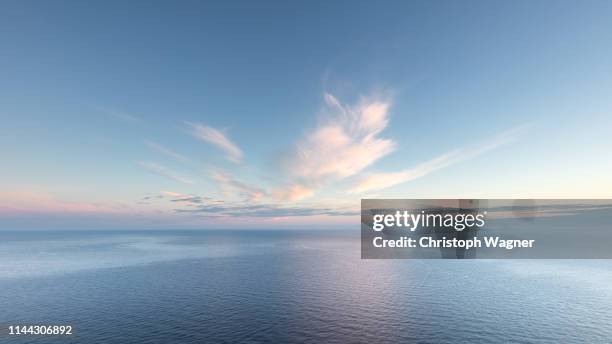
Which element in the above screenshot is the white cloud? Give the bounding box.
[189,123,243,163]
[349,126,528,193]
[349,152,460,193]
[277,93,395,200]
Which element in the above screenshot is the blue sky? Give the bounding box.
[1,0,612,229]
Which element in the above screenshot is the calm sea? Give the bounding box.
[0,230,611,343]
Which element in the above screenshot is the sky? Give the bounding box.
[1,0,612,229]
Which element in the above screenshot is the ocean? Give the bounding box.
[1,230,611,343]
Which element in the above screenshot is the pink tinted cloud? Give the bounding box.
[211,170,266,202]
[272,184,315,202]
[289,94,394,180]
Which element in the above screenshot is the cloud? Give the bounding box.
[276,93,395,200]
[349,153,460,193]
[188,123,243,162]
[139,162,194,184]
[349,126,529,193]
[176,202,358,218]
[211,170,266,202]
[151,186,357,218]
[157,191,209,204]
[107,110,142,124]
[161,191,189,198]
[291,93,394,179]
[144,140,191,163]
[272,184,315,202]
[169,196,205,204]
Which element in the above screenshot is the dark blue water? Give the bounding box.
[1,230,611,343]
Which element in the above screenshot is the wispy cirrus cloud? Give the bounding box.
[274,93,395,201]
[144,140,191,163]
[107,109,142,124]
[188,123,243,163]
[211,170,266,202]
[349,125,529,193]
[137,92,527,220]
[138,161,194,185]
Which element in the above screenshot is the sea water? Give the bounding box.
[0,230,611,343]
